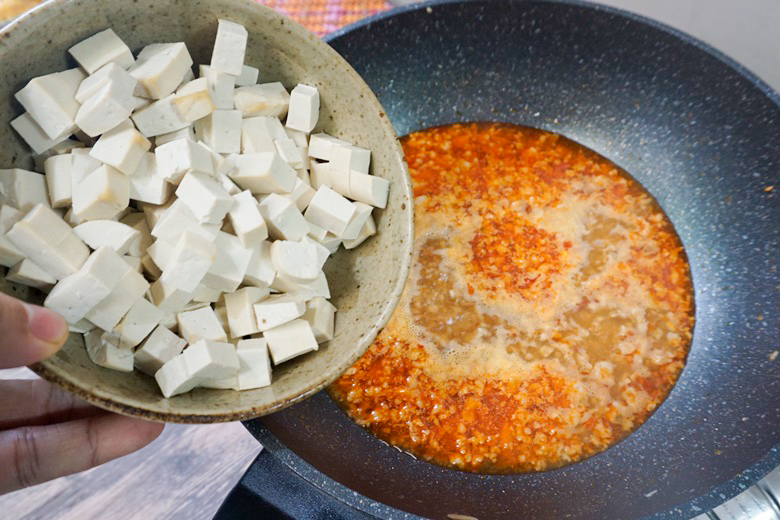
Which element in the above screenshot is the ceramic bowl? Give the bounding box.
[0,0,413,423]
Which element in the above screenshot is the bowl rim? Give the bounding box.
[6,0,414,423]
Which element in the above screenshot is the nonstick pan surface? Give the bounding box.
[248,1,780,518]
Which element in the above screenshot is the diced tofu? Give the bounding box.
[341,201,373,240]
[349,171,390,209]
[201,231,253,292]
[123,255,143,272]
[155,126,195,146]
[69,28,134,74]
[244,240,275,288]
[33,139,84,173]
[304,185,356,237]
[228,152,296,195]
[224,286,269,337]
[129,152,173,205]
[70,147,102,185]
[135,325,186,375]
[139,197,175,229]
[146,239,174,271]
[75,65,137,137]
[183,339,240,388]
[236,338,272,390]
[320,232,342,254]
[141,253,162,280]
[253,294,305,332]
[210,19,247,76]
[307,133,351,161]
[6,259,56,290]
[43,155,72,208]
[274,138,305,169]
[119,213,153,256]
[330,144,370,175]
[114,298,163,348]
[263,318,318,364]
[76,63,129,103]
[240,115,286,154]
[173,77,215,122]
[177,306,227,343]
[270,240,321,284]
[69,319,96,334]
[235,65,259,87]
[154,355,196,397]
[285,177,316,212]
[10,113,69,155]
[159,231,217,292]
[285,128,309,147]
[258,193,309,241]
[89,125,151,175]
[85,266,149,330]
[175,172,233,224]
[71,165,130,221]
[227,190,268,248]
[73,220,141,254]
[285,84,319,133]
[14,68,86,139]
[84,330,134,372]
[198,65,235,110]
[300,236,331,268]
[303,297,336,343]
[0,205,24,267]
[131,94,190,137]
[7,203,90,280]
[0,168,50,211]
[233,83,290,119]
[149,279,193,311]
[151,199,220,243]
[270,269,330,301]
[192,283,222,303]
[155,138,214,184]
[198,110,241,154]
[128,42,194,99]
[306,221,328,243]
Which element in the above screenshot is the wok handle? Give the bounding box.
[212,448,374,519]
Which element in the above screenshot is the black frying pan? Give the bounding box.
[228,1,780,518]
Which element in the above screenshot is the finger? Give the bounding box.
[0,292,69,369]
[0,380,99,430]
[0,413,164,494]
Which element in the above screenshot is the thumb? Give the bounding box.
[0,292,69,369]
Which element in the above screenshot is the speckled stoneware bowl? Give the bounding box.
[0,0,413,422]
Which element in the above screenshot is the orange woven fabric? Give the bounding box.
[257,0,393,36]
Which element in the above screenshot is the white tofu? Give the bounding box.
[241,115,287,154]
[151,199,220,243]
[236,338,272,390]
[304,185,356,237]
[300,235,330,269]
[271,270,330,301]
[175,172,233,224]
[233,83,290,119]
[253,294,305,332]
[178,68,196,89]
[341,201,373,241]
[73,220,141,254]
[350,171,390,209]
[122,255,143,272]
[320,232,343,254]
[89,125,151,175]
[330,144,370,175]
[70,147,102,185]
[227,190,268,248]
[119,213,153,256]
[85,266,149,330]
[128,42,194,100]
[286,84,319,133]
[0,205,24,267]
[129,152,173,205]
[149,279,193,311]
[235,65,259,87]
[224,286,269,338]
[192,283,222,303]
[84,330,134,372]
[10,113,69,155]
[303,297,336,343]
[146,239,174,271]
[285,128,309,147]
[184,339,240,389]
[69,319,96,334]
[6,259,56,290]
[198,65,235,110]
[263,318,318,364]
[306,221,328,243]
[33,139,84,173]
[114,298,163,348]
[228,152,296,195]
[132,95,152,111]
[258,193,309,241]
[131,94,190,137]
[75,65,137,137]
[0,168,50,211]
[210,19,247,76]
[69,28,134,74]
[274,138,305,169]
[198,110,241,154]
[285,177,316,212]
[155,138,214,184]
[154,355,196,397]
[139,197,175,229]
[71,165,130,221]
[177,306,227,343]
[307,133,351,161]
[159,231,217,292]
[14,68,86,139]
[173,77,215,122]
[7,203,90,280]
[201,231,253,292]
[309,161,334,190]
[214,299,230,332]
[43,246,128,323]
[75,63,130,103]
[135,325,187,376]
[141,253,162,280]
[244,240,275,288]
[42,155,72,208]
[270,240,320,284]
[155,126,195,146]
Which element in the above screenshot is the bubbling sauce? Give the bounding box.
[330,123,694,473]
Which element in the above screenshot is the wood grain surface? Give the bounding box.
[0,368,262,520]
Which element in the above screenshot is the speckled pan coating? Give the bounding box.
[0,0,413,422]
[249,0,780,519]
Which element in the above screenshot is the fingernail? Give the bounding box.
[24,303,68,345]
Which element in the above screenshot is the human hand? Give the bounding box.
[0,292,164,495]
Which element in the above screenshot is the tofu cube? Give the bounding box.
[306,221,328,243]
[84,330,134,372]
[228,152,297,195]
[129,152,174,205]
[73,220,141,255]
[10,113,69,155]
[85,266,149,330]
[128,42,194,99]
[141,253,162,280]
[244,240,275,288]
[236,338,272,390]
[270,240,321,284]
[235,65,259,87]
[330,144,370,175]
[135,325,187,375]
[175,172,233,224]
[320,232,342,254]
[6,259,57,290]
[75,65,137,137]
[210,19,248,76]
[76,63,130,103]
[271,269,330,301]
[285,177,316,212]
[114,298,163,348]
[71,165,130,221]
[69,28,134,74]
[198,65,235,110]
[258,193,309,241]
[151,199,220,243]
[309,161,350,197]
[304,185,356,237]
[343,214,377,249]
[89,125,152,175]
[15,68,86,139]
[119,213,153,256]
[253,294,305,332]
[177,306,227,344]
[154,355,196,397]
[350,171,390,209]
[274,138,306,169]
[184,339,240,388]
[241,116,287,154]
[146,239,174,271]
[307,133,351,161]
[149,279,193,311]
[155,126,195,147]
[0,168,50,212]
[43,155,72,208]
[227,190,268,248]
[224,286,269,338]
[70,147,102,185]
[201,231,253,292]
[155,138,214,184]
[198,110,241,154]
[234,83,290,119]
[192,283,222,303]
[0,205,24,267]
[303,297,336,343]
[173,77,215,122]
[139,196,175,229]
[263,318,318,364]
[285,84,319,133]
[123,255,143,272]
[33,139,84,173]
[159,231,217,292]
[131,94,190,137]
[341,201,373,241]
